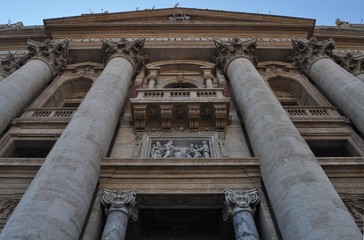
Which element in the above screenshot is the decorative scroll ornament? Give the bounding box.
[213,38,258,73]
[333,52,364,76]
[0,52,30,78]
[168,11,191,22]
[222,188,260,221]
[27,39,69,76]
[101,189,139,221]
[102,38,148,75]
[291,37,335,75]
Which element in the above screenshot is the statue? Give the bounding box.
[163,140,178,158]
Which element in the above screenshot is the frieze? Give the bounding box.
[213,38,258,73]
[150,139,211,158]
[333,52,364,75]
[27,39,70,76]
[291,37,335,75]
[102,38,148,75]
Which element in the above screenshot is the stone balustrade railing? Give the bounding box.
[21,108,76,119]
[284,106,341,117]
[133,88,225,101]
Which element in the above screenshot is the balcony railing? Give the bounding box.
[20,108,76,120]
[284,106,341,117]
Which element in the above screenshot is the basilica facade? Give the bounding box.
[0,8,363,240]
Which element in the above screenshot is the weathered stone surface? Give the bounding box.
[0,56,136,239]
[216,39,362,238]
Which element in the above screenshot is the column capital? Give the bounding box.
[0,53,29,78]
[101,189,139,221]
[102,38,148,75]
[333,52,364,76]
[27,39,69,76]
[222,188,260,221]
[291,37,335,75]
[213,38,257,73]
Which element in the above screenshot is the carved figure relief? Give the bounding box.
[168,11,191,22]
[150,140,211,158]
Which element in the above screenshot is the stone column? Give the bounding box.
[292,38,364,136]
[0,40,68,134]
[101,189,138,240]
[202,68,214,88]
[0,38,147,240]
[223,188,260,240]
[214,38,362,240]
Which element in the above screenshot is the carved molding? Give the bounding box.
[102,38,148,75]
[214,104,228,131]
[333,53,364,76]
[0,53,29,78]
[213,38,258,73]
[160,105,173,131]
[168,11,191,22]
[291,37,335,75]
[27,39,70,76]
[188,104,200,131]
[101,189,138,221]
[0,198,20,221]
[222,188,260,221]
[134,105,147,131]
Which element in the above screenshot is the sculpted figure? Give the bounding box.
[198,141,210,158]
[151,141,163,158]
[163,140,178,158]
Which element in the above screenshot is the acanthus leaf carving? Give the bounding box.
[27,39,70,76]
[102,38,148,75]
[213,38,258,73]
[333,52,364,76]
[291,37,335,75]
[101,189,138,221]
[0,53,30,78]
[222,188,260,221]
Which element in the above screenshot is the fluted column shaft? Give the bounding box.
[0,57,135,239]
[0,59,53,134]
[309,58,364,135]
[225,56,361,239]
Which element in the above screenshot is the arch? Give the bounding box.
[267,77,318,106]
[159,78,203,88]
[43,77,93,107]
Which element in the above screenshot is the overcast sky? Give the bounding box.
[1,0,363,26]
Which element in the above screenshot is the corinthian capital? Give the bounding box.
[0,53,29,78]
[213,38,257,73]
[333,52,364,76]
[27,39,69,76]
[101,189,138,221]
[291,37,335,74]
[102,38,148,75]
[222,188,260,221]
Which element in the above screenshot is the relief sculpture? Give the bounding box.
[150,140,210,158]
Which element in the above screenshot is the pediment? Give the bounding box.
[44,8,315,39]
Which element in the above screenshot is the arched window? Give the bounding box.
[43,78,92,107]
[268,77,318,106]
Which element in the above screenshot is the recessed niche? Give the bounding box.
[1,139,56,158]
[306,139,361,157]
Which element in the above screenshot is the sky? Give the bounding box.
[1,0,363,26]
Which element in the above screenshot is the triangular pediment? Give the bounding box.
[44,8,315,39]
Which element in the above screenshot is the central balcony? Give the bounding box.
[130,88,230,132]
